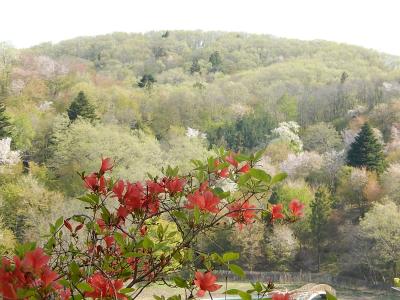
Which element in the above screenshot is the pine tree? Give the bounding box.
[0,101,11,138]
[137,74,156,89]
[310,186,332,272]
[67,91,97,122]
[190,57,201,74]
[347,122,387,173]
[209,51,222,73]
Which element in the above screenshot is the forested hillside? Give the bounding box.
[1,31,400,285]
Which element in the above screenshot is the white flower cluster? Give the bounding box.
[271,121,303,152]
[280,151,323,178]
[0,138,20,165]
[186,127,207,139]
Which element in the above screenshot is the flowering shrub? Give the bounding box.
[0,149,305,299]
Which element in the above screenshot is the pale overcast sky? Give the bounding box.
[1,0,399,55]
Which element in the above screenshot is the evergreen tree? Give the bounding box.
[0,101,11,138]
[190,57,201,74]
[67,91,97,122]
[347,122,387,173]
[310,186,332,272]
[137,74,156,89]
[209,51,222,73]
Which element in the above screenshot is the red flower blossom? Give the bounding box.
[147,180,164,195]
[140,225,148,236]
[219,167,229,178]
[124,182,144,210]
[194,271,222,297]
[227,201,256,229]
[272,292,290,300]
[100,157,113,174]
[22,248,50,274]
[238,164,250,173]
[164,177,186,194]
[112,180,125,200]
[104,236,115,248]
[117,206,129,220]
[0,248,61,300]
[84,173,106,194]
[85,273,127,300]
[186,190,220,213]
[271,204,284,222]
[289,199,304,217]
[96,219,106,231]
[225,154,238,168]
[84,173,98,190]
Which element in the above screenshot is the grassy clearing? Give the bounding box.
[137,281,399,300]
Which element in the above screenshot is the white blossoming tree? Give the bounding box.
[0,137,20,165]
[270,121,303,153]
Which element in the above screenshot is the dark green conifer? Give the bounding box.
[0,101,11,138]
[347,122,387,173]
[67,91,97,122]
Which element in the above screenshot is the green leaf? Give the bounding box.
[237,173,251,186]
[143,236,154,249]
[249,169,271,183]
[54,217,63,231]
[76,282,94,292]
[271,172,287,184]
[69,261,80,277]
[229,264,245,278]
[173,277,188,288]
[326,292,337,300]
[225,289,240,295]
[120,288,135,294]
[194,206,201,223]
[223,252,240,262]
[124,252,144,258]
[77,194,99,205]
[114,232,125,248]
[237,291,252,300]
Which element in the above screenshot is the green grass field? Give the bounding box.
[137,281,399,300]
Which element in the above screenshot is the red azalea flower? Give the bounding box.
[22,248,50,274]
[147,180,164,195]
[238,163,250,173]
[96,219,106,231]
[164,177,186,194]
[272,292,291,300]
[117,205,129,220]
[186,190,220,213]
[227,201,256,229]
[84,173,107,194]
[0,248,61,300]
[59,289,71,300]
[219,167,229,178]
[100,157,113,174]
[271,204,284,222]
[289,199,304,217]
[194,271,222,297]
[85,273,127,300]
[104,236,115,248]
[140,225,148,236]
[0,282,17,300]
[112,180,125,200]
[225,154,238,168]
[124,182,144,210]
[40,267,59,287]
[84,173,98,190]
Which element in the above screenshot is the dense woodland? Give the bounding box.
[1,31,400,285]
